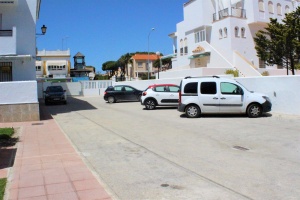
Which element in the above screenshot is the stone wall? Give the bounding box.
[0,103,39,122]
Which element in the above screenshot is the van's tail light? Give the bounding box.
[142,91,147,96]
[179,91,182,103]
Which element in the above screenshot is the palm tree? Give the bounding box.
[118,53,134,79]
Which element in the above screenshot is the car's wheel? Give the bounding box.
[64,101,67,105]
[185,105,200,118]
[247,103,262,118]
[108,96,115,103]
[145,99,156,110]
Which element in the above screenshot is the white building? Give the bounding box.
[168,0,300,77]
[0,0,41,122]
[36,49,71,79]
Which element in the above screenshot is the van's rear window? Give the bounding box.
[201,82,217,94]
[184,82,198,93]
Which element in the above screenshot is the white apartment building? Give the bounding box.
[36,49,71,79]
[168,0,300,77]
[0,0,41,122]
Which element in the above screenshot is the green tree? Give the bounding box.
[102,61,118,77]
[254,7,300,75]
[118,53,134,77]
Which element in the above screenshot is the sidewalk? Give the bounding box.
[0,106,113,200]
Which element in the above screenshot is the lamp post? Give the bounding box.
[36,25,47,35]
[147,28,155,80]
[156,51,161,79]
[62,36,69,50]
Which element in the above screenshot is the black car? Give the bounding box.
[104,85,143,103]
[44,86,67,105]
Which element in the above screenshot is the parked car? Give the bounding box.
[44,86,67,105]
[141,84,180,110]
[178,76,272,118]
[104,85,143,103]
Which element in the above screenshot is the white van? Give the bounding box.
[178,76,272,118]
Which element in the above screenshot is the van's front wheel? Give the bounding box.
[247,103,262,118]
[185,105,200,118]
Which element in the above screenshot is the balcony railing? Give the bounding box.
[0,30,13,36]
[213,8,246,22]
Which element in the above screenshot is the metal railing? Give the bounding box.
[213,8,246,22]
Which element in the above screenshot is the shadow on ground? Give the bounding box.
[0,138,18,169]
[39,97,98,120]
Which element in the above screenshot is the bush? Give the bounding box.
[261,71,269,76]
[225,69,239,77]
[0,128,14,139]
[0,178,7,200]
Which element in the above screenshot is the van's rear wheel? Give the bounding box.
[185,105,200,118]
[247,104,262,118]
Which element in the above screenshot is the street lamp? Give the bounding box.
[147,28,155,80]
[62,36,69,50]
[36,25,47,35]
[156,51,162,79]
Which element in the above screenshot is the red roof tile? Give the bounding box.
[131,54,160,60]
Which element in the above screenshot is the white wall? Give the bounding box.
[0,0,37,81]
[236,76,300,115]
[0,81,38,104]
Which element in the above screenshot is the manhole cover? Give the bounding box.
[233,146,249,151]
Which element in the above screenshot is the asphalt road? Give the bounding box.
[42,97,300,200]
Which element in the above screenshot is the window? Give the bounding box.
[200,82,217,94]
[259,0,264,11]
[155,86,165,92]
[277,3,282,15]
[219,29,223,39]
[268,1,274,13]
[241,27,246,37]
[114,86,123,91]
[36,66,41,71]
[235,26,239,37]
[184,38,188,54]
[224,27,227,38]
[194,30,205,43]
[180,39,183,55]
[285,5,290,13]
[169,86,180,92]
[184,82,198,93]
[137,62,143,68]
[124,86,134,91]
[221,82,243,95]
[0,62,12,82]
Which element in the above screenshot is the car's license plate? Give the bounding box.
[54,98,60,101]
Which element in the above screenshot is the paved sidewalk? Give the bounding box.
[0,106,113,200]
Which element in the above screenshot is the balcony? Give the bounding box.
[0,27,16,55]
[213,8,246,22]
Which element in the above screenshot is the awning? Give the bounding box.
[161,54,177,59]
[0,55,32,61]
[188,52,210,59]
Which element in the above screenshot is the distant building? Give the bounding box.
[70,52,93,81]
[130,54,159,79]
[36,49,71,79]
[168,0,300,76]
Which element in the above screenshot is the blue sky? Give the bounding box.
[36,0,187,73]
